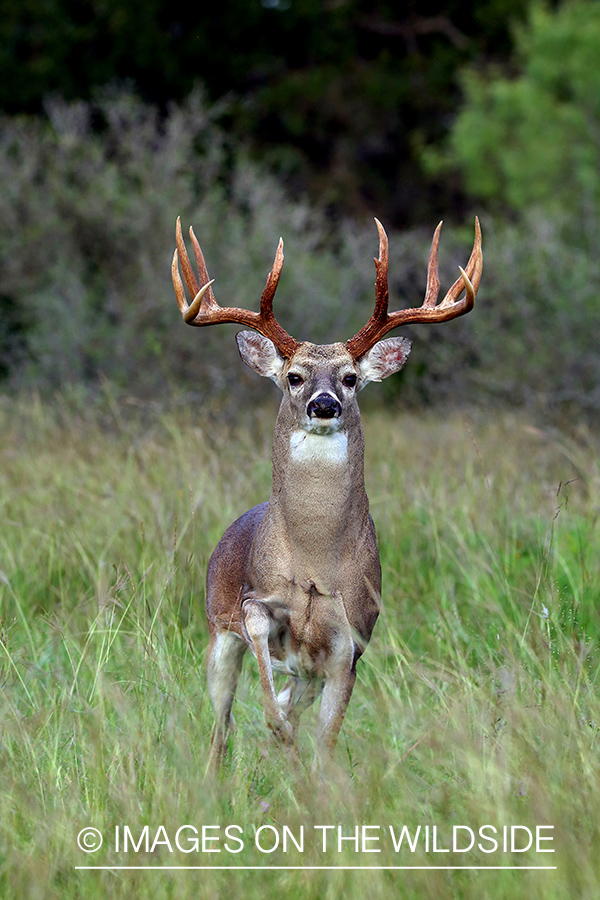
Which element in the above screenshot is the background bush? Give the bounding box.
[0,0,529,225]
[428,0,600,216]
[1,84,600,414]
[0,87,473,404]
[0,89,369,400]
[1,2,600,415]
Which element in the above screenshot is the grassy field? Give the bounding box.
[1,391,599,899]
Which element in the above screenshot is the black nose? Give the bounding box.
[307,393,342,419]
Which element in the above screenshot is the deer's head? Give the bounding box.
[172,216,482,434]
[233,334,412,434]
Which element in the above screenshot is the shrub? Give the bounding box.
[2,87,600,416]
[426,1,600,216]
[0,89,478,406]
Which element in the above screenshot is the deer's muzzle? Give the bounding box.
[307,393,342,420]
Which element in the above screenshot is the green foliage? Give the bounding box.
[1,399,600,897]
[428,0,600,213]
[471,211,600,411]
[415,2,600,418]
[0,89,222,391]
[0,89,376,398]
[0,0,531,223]
[3,88,600,413]
[0,88,484,405]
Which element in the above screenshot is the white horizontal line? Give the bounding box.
[76,865,557,871]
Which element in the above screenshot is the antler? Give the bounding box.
[171,217,299,358]
[346,217,482,360]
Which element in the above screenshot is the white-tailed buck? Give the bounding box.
[172,216,482,771]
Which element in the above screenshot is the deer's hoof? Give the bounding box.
[266,714,295,746]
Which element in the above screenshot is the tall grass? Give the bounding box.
[1,392,599,898]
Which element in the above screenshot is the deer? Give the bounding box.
[171,215,482,772]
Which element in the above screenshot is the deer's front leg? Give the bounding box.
[242,598,295,744]
[316,636,357,756]
[206,630,247,774]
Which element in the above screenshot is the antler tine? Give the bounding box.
[171,220,299,358]
[343,219,390,357]
[373,218,390,319]
[257,237,299,357]
[423,221,443,308]
[175,216,199,298]
[260,237,284,318]
[172,246,215,322]
[171,248,188,315]
[189,225,218,309]
[439,215,482,309]
[346,217,482,360]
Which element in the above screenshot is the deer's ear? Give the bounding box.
[236,331,286,383]
[358,336,413,386]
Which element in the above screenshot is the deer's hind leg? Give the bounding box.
[277,677,322,740]
[206,629,247,774]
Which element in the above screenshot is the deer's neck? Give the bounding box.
[267,405,370,555]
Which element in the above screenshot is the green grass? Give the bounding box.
[1,393,600,899]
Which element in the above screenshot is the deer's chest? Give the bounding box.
[252,584,352,678]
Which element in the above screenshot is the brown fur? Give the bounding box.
[170,217,482,772]
[205,339,410,770]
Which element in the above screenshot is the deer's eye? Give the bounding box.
[287,373,304,388]
[342,373,357,388]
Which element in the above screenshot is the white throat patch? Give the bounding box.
[289,429,348,464]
